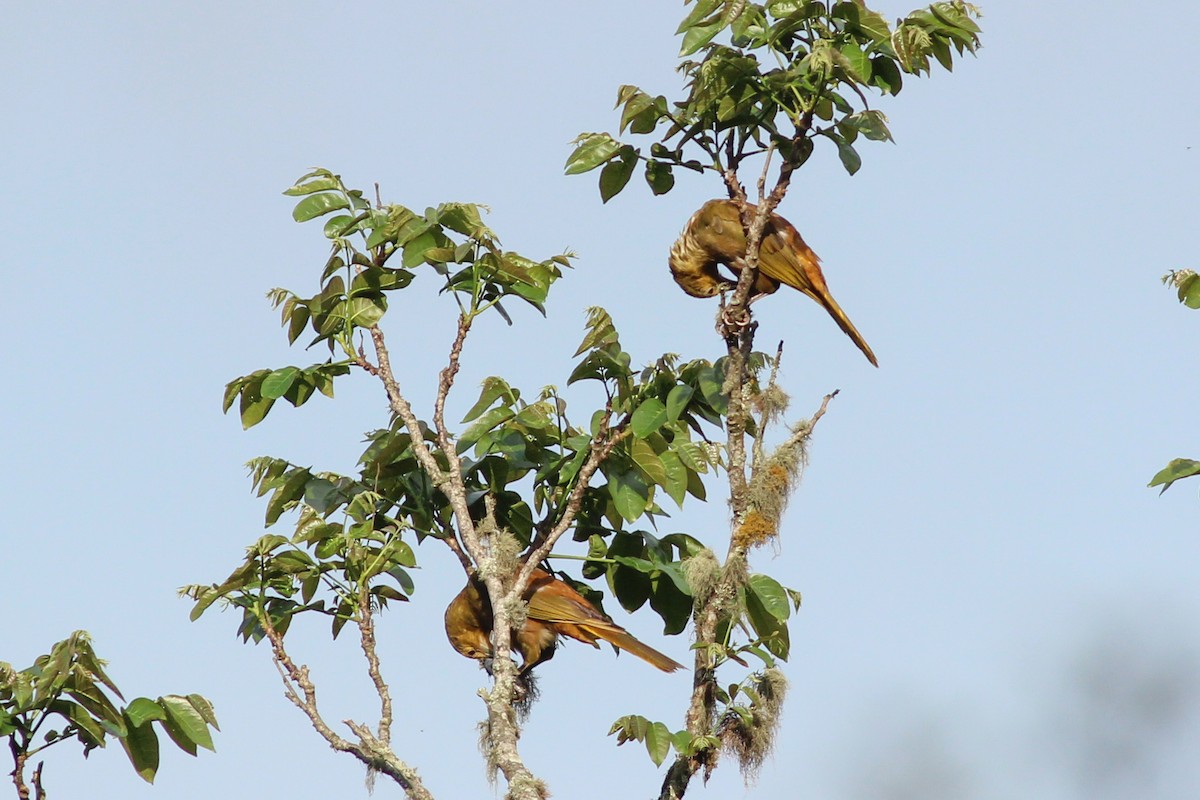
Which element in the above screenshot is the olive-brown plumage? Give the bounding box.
[444,568,684,673]
[669,198,878,366]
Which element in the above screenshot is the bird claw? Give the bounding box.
[717,302,754,339]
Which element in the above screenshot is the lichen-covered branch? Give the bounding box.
[358,314,552,799]
[662,150,836,794]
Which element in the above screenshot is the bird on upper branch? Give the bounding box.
[669,198,878,366]
[444,568,684,674]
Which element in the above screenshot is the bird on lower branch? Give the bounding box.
[668,198,878,367]
[444,568,684,674]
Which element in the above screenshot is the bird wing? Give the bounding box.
[757,221,827,300]
[526,575,685,672]
[760,218,880,367]
[527,587,605,625]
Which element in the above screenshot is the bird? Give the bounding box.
[444,568,685,674]
[669,198,878,366]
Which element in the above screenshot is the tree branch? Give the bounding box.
[358,323,482,570]
[433,314,471,489]
[10,747,29,800]
[519,408,629,577]
[354,310,553,797]
[260,606,434,800]
[357,589,394,745]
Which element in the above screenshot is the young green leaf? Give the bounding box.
[292,192,350,223]
[1148,458,1200,494]
[565,133,622,175]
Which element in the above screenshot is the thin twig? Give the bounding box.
[356,590,394,745]
[756,142,776,204]
[518,423,630,584]
[433,315,472,477]
[365,324,483,575]
[366,327,448,483]
[260,605,434,800]
[442,533,474,572]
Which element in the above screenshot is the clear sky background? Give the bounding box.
[4,2,1199,798]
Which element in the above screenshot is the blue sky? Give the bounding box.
[4,2,1199,798]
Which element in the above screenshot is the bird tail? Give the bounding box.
[807,290,878,367]
[585,624,685,672]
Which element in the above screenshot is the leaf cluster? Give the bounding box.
[203,298,754,638]
[223,170,573,430]
[566,0,981,194]
[183,457,419,641]
[0,633,217,785]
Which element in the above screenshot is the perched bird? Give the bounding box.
[444,568,684,674]
[669,198,878,366]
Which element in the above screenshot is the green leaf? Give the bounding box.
[120,710,161,783]
[846,110,894,142]
[931,2,982,34]
[599,146,638,203]
[665,385,695,422]
[187,694,219,730]
[871,55,904,95]
[434,202,488,237]
[607,531,652,612]
[265,468,311,525]
[836,42,872,83]
[48,699,107,747]
[1177,272,1200,308]
[1148,458,1200,494]
[462,377,512,423]
[747,574,790,620]
[565,133,622,175]
[575,306,620,356]
[608,470,651,523]
[644,160,675,195]
[676,0,721,35]
[893,24,932,74]
[239,393,275,430]
[679,20,726,57]
[286,304,311,344]
[646,721,672,766]
[221,377,243,414]
[402,230,439,268]
[124,697,167,727]
[458,406,517,452]
[649,572,693,635]
[631,398,668,438]
[346,296,386,328]
[630,438,668,486]
[160,695,215,752]
[292,192,350,223]
[260,367,300,400]
[685,465,708,501]
[836,138,862,175]
[658,449,689,506]
[854,8,892,41]
[282,176,339,196]
[609,714,650,745]
[744,579,790,660]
